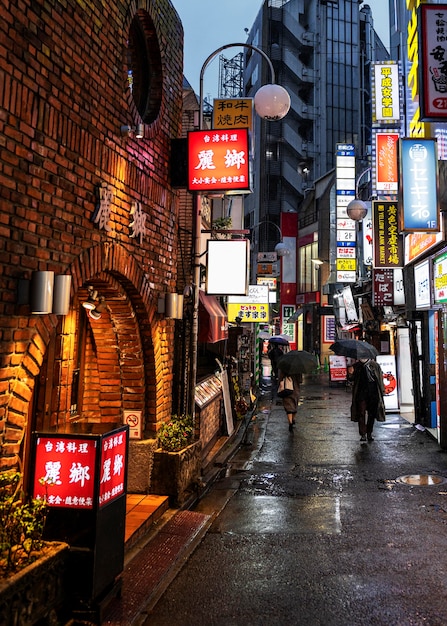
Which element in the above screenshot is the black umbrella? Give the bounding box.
[330,339,378,360]
[268,335,290,346]
[277,350,318,375]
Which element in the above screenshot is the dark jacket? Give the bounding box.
[278,370,302,414]
[349,359,386,423]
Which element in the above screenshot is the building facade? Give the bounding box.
[0,0,185,488]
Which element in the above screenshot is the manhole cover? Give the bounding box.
[396,474,447,485]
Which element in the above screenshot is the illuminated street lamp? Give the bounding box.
[188,43,291,417]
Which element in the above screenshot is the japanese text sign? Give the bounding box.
[188,128,250,192]
[420,4,447,121]
[434,250,447,304]
[33,435,97,509]
[372,201,404,268]
[32,427,128,510]
[375,132,399,192]
[414,259,431,309]
[227,285,269,323]
[212,99,253,130]
[373,269,394,306]
[399,139,439,232]
[372,62,400,124]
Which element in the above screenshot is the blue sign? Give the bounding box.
[400,139,439,232]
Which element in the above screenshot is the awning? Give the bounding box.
[198,291,228,343]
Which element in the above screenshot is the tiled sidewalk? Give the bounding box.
[103,509,211,625]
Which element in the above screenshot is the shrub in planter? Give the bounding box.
[157,414,194,452]
[0,471,49,577]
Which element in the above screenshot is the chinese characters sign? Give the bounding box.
[373,269,394,306]
[372,201,403,268]
[99,429,127,508]
[33,436,97,509]
[420,4,447,121]
[335,144,357,283]
[212,99,253,130]
[399,139,439,232]
[372,62,400,124]
[434,251,447,304]
[188,128,250,192]
[227,285,269,323]
[33,427,128,510]
[375,132,399,193]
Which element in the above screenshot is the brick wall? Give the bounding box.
[0,0,185,473]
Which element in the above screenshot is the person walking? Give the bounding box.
[278,369,302,432]
[348,358,385,441]
[267,344,283,380]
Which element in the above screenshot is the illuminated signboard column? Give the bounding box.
[32,425,129,606]
[335,143,357,283]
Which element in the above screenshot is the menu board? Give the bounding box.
[195,375,222,408]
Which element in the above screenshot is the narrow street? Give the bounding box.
[143,372,447,626]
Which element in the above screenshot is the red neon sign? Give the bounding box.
[33,436,97,509]
[187,128,250,192]
[98,430,127,508]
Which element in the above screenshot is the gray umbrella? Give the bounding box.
[330,339,378,359]
[277,350,318,375]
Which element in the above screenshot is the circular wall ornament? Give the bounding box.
[127,11,163,124]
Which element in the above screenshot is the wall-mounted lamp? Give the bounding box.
[311,258,327,266]
[30,271,54,314]
[82,286,106,319]
[82,286,98,311]
[88,296,106,320]
[158,293,184,319]
[120,124,145,139]
[28,272,72,315]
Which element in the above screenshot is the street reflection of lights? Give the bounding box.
[396,474,447,486]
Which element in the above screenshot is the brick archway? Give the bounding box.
[0,242,173,473]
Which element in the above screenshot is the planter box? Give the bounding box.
[151,440,202,506]
[0,541,69,626]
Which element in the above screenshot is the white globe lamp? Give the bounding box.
[346,199,368,221]
[275,241,289,257]
[254,84,291,121]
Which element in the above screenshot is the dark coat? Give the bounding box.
[278,370,302,414]
[349,359,386,423]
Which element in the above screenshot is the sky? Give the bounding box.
[171,0,390,99]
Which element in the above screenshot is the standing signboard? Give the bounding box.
[32,425,129,607]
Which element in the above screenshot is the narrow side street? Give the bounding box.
[142,373,447,626]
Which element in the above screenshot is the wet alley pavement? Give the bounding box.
[139,373,447,626]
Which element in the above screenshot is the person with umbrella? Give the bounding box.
[348,356,385,442]
[330,339,385,441]
[277,351,317,432]
[267,342,284,380]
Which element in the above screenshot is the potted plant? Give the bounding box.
[0,471,69,625]
[212,216,232,239]
[151,415,202,506]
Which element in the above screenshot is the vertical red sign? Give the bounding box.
[376,133,399,193]
[373,269,394,306]
[99,429,127,508]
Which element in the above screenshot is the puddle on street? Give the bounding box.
[396,474,447,485]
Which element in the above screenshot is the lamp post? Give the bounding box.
[188,44,291,419]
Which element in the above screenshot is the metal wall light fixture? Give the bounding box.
[82,286,106,319]
[29,272,72,315]
[120,124,145,139]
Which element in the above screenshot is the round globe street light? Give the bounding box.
[346,199,368,221]
[253,83,291,121]
[198,42,291,128]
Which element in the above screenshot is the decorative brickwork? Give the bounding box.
[0,0,185,476]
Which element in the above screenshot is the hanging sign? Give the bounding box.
[372,62,400,125]
[434,250,447,305]
[420,4,447,121]
[188,128,250,192]
[212,98,253,130]
[399,139,439,232]
[373,201,404,268]
[375,132,399,192]
[373,269,394,306]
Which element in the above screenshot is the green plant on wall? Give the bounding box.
[158,414,194,452]
[0,471,49,576]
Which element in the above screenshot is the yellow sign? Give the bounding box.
[212,98,253,130]
[227,302,269,323]
[336,258,356,271]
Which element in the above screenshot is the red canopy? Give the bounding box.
[198,291,228,343]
